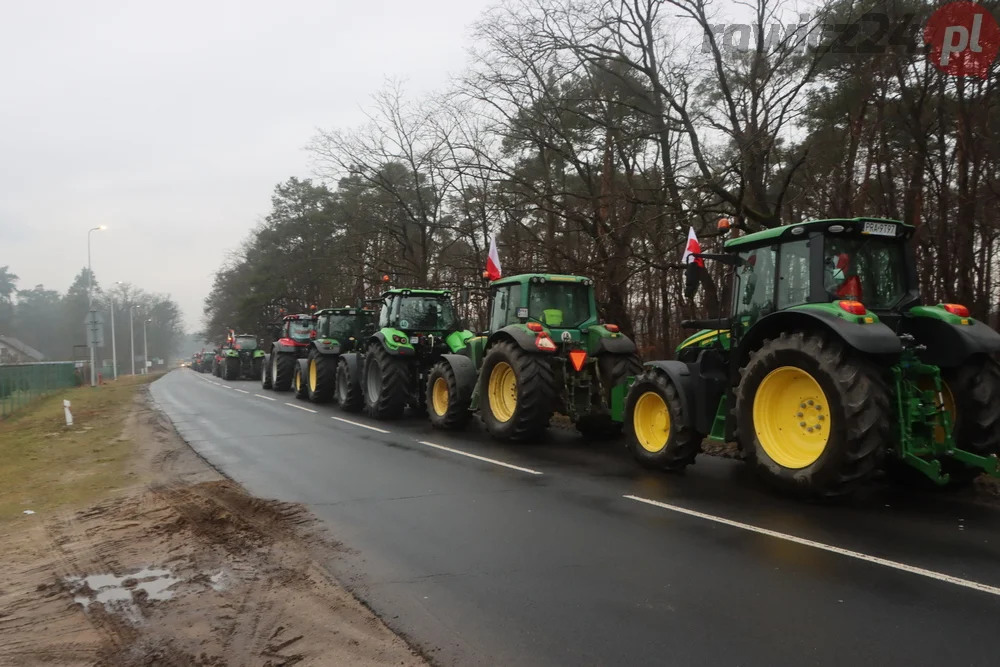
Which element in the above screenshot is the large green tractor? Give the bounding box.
[361,289,475,419]
[427,274,640,440]
[624,217,1000,498]
[220,332,265,381]
[293,306,376,405]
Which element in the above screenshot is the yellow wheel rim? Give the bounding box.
[432,376,449,416]
[295,370,301,391]
[309,360,318,391]
[488,362,517,423]
[752,366,830,469]
[633,391,671,453]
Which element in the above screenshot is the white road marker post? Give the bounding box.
[63,399,73,426]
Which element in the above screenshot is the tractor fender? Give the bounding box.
[594,335,637,355]
[439,354,478,401]
[296,357,309,379]
[271,340,301,354]
[639,359,723,435]
[311,339,343,355]
[487,326,539,353]
[370,331,415,357]
[906,316,1000,367]
[737,309,901,369]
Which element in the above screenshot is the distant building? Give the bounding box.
[0,336,45,363]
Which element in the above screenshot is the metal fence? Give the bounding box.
[0,362,80,419]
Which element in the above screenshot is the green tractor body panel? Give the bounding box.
[375,327,416,354]
[676,329,731,355]
[724,217,915,251]
[445,330,474,353]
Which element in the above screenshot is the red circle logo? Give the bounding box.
[924,2,1000,78]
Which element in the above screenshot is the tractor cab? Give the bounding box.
[315,306,376,343]
[232,335,258,351]
[279,314,315,346]
[378,290,460,335]
[488,274,601,347]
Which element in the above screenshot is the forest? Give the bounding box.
[203,0,1000,357]
[0,265,185,367]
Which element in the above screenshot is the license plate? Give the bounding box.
[863,221,896,237]
[409,336,419,345]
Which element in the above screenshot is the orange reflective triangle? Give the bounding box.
[568,349,587,372]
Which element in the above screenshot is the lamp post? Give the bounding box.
[86,225,107,387]
[109,281,122,380]
[143,318,151,375]
[130,305,136,375]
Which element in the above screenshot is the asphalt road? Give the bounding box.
[152,369,1000,667]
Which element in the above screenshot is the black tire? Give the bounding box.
[293,362,310,400]
[252,356,264,381]
[336,356,363,413]
[261,355,273,389]
[479,340,555,440]
[576,353,643,439]
[427,360,472,430]
[363,342,410,419]
[736,331,889,499]
[625,368,703,471]
[224,357,239,381]
[307,351,337,403]
[272,352,296,392]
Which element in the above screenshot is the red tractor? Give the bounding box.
[261,312,315,392]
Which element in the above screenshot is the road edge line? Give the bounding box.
[285,402,317,413]
[417,441,543,476]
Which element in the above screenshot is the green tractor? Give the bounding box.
[293,305,377,405]
[426,274,640,439]
[361,289,475,419]
[261,313,314,392]
[219,331,265,381]
[624,217,1000,498]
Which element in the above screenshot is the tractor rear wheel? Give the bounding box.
[736,331,888,499]
[576,353,643,439]
[363,343,410,419]
[336,356,363,412]
[427,360,472,430]
[272,352,296,392]
[307,351,337,403]
[293,362,310,400]
[224,357,239,381]
[625,369,702,471]
[252,357,264,381]
[480,340,555,440]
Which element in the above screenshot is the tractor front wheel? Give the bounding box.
[736,331,888,499]
[479,340,555,441]
[427,361,472,430]
[336,356,363,412]
[577,353,643,439]
[307,351,337,403]
[272,352,296,392]
[252,356,264,381]
[363,343,410,419]
[261,356,273,389]
[625,369,702,471]
[224,357,239,381]
[293,362,310,400]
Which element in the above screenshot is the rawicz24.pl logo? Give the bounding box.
[924,1,1000,78]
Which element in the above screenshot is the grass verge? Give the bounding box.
[0,373,161,522]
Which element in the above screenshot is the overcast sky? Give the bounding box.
[0,0,492,331]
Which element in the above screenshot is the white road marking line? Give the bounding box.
[233,389,250,394]
[417,441,543,476]
[331,416,391,434]
[623,495,1000,598]
[286,402,317,413]
[221,385,232,389]
[254,394,276,401]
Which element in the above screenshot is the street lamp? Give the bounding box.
[130,305,136,375]
[143,318,151,375]
[109,281,122,380]
[86,225,107,387]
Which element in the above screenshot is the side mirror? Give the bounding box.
[684,262,700,300]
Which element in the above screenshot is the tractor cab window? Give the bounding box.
[396,296,459,331]
[286,321,312,342]
[733,247,776,324]
[379,300,391,328]
[528,282,591,328]
[491,286,510,329]
[326,314,357,339]
[777,239,811,309]
[824,236,907,309]
[234,336,257,350]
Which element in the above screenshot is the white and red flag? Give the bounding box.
[485,236,502,280]
[680,227,704,267]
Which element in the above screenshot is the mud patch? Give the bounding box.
[0,386,426,667]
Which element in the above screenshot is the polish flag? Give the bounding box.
[486,236,502,280]
[681,227,704,267]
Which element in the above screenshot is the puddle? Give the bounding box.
[67,567,181,616]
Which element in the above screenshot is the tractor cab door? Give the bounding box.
[730,246,777,347]
[488,283,522,332]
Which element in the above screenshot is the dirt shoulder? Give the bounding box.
[0,378,426,667]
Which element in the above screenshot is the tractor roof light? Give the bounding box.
[941,303,970,317]
[526,322,544,332]
[568,349,587,372]
[838,300,867,316]
[604,324,619,333]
